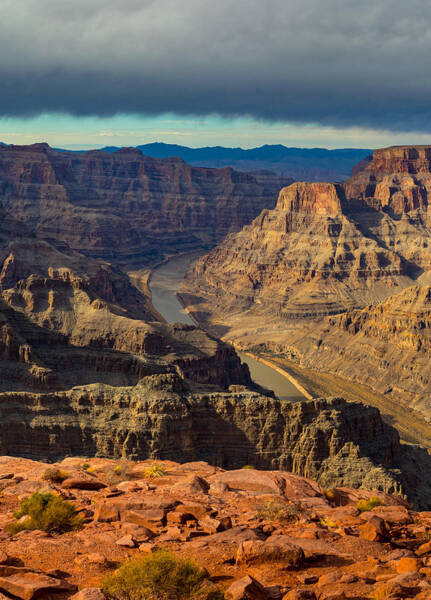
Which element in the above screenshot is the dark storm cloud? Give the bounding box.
[1,0,431,131]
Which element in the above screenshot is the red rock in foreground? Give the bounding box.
[0,457,429,599]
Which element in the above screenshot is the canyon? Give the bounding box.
[0,143,291,268]
[0,141,430,518]
[180,146,431,424]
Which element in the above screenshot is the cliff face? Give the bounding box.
[344,146,431,214]
[0,143,288,267]
[290,285,431,419]
[0,195,253,395]
[180,146,431,420]
[182,180,408,321]
[0,374,429,507]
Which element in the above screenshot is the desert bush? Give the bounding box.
[7,491,84,534]
[372,583,392,600]
[102,550,224,600]
[256,500,300,523]
[106,462,134,485]
[324,488,335,502]
[357,497,383,513]
[241,465,255,469]
[320,516,337,528]
[81,463,91,471]
[143,464,167,479]
[41,468,69,484]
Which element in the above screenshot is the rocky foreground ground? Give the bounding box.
[0,457,429,599]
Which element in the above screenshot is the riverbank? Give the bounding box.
[147,252,305,401]
[263,353,431,448]
[147,253,431,447]
[179,299,306,401]
[179,299,431,447]
[234,350,313,400]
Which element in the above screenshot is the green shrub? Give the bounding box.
[7,492,84,534]
[41,468,69,484]
[241,465,255,470]
[102,550,224,600]
[357,497,383,513]
[143,464,166,479]
[256,500,300,523]
[81,463,91,471]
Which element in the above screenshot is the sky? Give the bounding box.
[1,0,431,150]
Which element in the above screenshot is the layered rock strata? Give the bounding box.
[0,376,430,507]
[180,146,431,420]
[0,143,289,267]
[0,199,251,393]
[1,142,431,510]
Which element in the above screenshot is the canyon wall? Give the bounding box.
[0,372,430,507]
[1,142,431,506]
[0,143,290,267]
[180,146,431,421]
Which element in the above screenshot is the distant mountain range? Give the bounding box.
[100,143,373,181]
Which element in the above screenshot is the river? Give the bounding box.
[149,252,305,401]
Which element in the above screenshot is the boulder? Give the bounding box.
[115,534,136,548]
[167,509,196,524]
[372,506,412,526]
[236,538,304,566]
[210,481,229,494]
[122,509,165,529]
[317,572,341,586]
[0,572,76,600]
[395,557,422,574]
[61,478,106,491]
[416,540,431,556]
[119,524,155,541]
[226,576,269,600]
[376,572,423,598]
[208,470,323,501]
[358,515,387,541]
[172,475,210,494]
[94,502,121,522]
[171,503,211,521]
[199,515,232,534]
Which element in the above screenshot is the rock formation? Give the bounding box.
[0,384,430,507]
[0,456,429,599]
[290,285,431,419]
[0,143,289,267]
[0,192,252,394]
[0,141,431,514]
[180,146,431,421]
